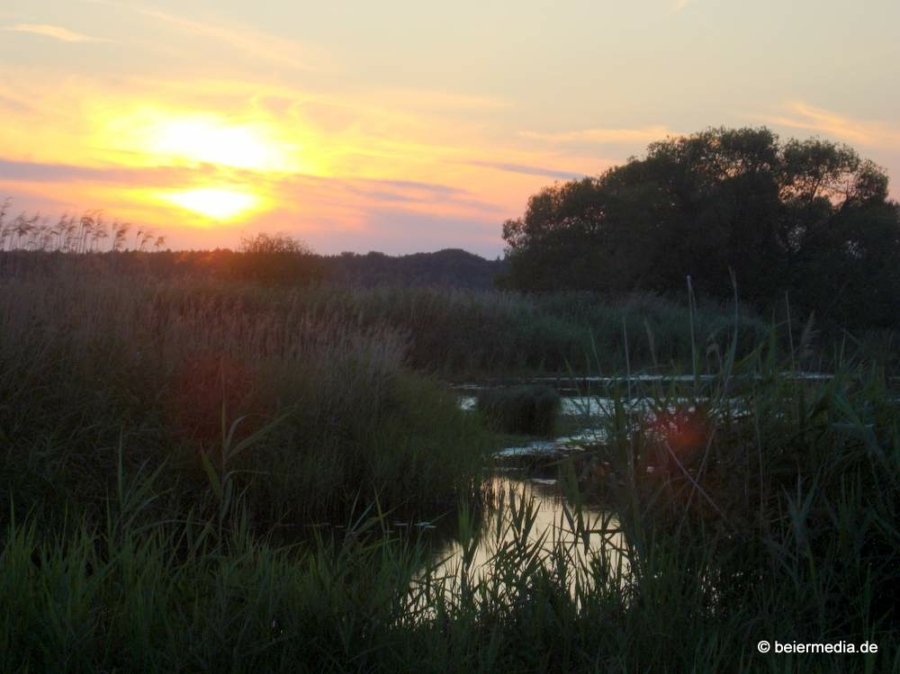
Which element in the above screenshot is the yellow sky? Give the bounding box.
[1,0,898,255]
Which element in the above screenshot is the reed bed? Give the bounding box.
[0,273,486,527]
[1,262,898,671]
[0,250,775,376]
[476,385,561,435]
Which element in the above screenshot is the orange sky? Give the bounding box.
[1,0,898,255]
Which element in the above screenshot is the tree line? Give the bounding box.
[499,127,900,328]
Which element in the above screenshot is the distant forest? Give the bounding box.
[0,245,507,291]
[326,249,505,289]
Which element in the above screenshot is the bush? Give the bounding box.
[476,385,560,435]
[226,233,325,285]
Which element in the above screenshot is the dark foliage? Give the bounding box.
[323,248,506,289]
[476,385,561,435]
[226,233,326,285]
[500,127,900,329]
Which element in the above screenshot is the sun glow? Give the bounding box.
[148,116,296,172]
[164,188,259,220]
[95,107,306,174]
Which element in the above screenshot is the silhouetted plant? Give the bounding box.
[477,385,561,435]
[502,127,900,329]
[227,232,324,285]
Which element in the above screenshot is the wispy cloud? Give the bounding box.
[278,173,502,216]
[520,125,676,146]
[3,23,109,43]
[467,160,585,181]
[85,0,329,72]
[0,158,221,186]
[0,93,35,115]
[762,102,900,150]
[0,157,502,217]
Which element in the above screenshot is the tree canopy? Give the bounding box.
[500,127,900,328]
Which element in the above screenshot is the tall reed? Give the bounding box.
[0,273,486,526]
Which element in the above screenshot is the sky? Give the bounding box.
[1,0,898,256]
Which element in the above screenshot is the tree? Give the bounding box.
[501,127,900,328]
[239,232,313,255]
[229,232,324,285]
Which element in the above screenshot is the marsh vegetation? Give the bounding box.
[1,258,897,672]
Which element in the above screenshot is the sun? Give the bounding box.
[149,116,294,172]
[100,107,303,173]
[95,107,316,224]
[164,188,259,220]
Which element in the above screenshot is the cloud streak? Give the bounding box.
[467,160,585,181]
[520,125,676,146]
[3,23,109,43]
[763,102,900,150]
[0,158,220,186]
[84,0,328,72]
[0,158,502,217]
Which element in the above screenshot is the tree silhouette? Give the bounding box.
[501,127,900,327]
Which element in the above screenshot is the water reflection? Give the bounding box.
[424,476,630,596]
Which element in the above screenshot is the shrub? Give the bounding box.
[226,233,325,285]
[476,385,560,435]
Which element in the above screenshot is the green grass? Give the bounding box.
[3,359,898,672]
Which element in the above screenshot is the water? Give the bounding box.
[458,394,620,417]
[422,476,629,597]
[432,380,711,589]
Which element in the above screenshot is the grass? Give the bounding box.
[0,249,775,376]
[1,257,899,671]
[0,273,487,527]
[3,355,898,672]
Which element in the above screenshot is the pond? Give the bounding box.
[408,370,897,607]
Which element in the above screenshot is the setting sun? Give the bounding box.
[148,116,294,172]
[164,188,260,220]
[89,106,304,177]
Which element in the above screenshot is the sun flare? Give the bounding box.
[164,188,259,220]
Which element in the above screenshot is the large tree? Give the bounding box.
[500,127,900,327]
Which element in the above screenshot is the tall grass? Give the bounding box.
[0,274,486,526]
[2,261,898,671]
[0,250,775,376]
[282,285,771,376]
[4,351,898,673]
